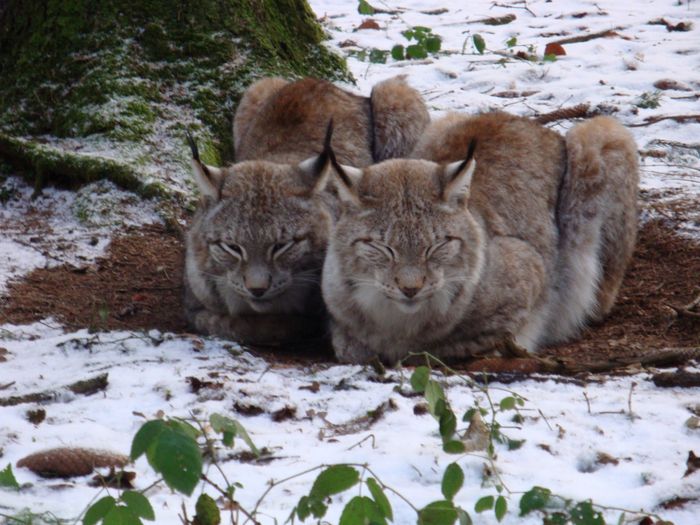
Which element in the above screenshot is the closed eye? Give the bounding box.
[218,242,244,260]
[270,240,295,259]
[426,237,461,259]
[353,238,396,261]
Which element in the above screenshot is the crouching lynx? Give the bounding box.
[184,76,429,346]
[322,112,638,364]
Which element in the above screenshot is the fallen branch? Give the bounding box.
[465,14,516,26]
[420,8,448,15]
[0,373,108,407]
[551,28,627,45]
[534,103,595,124]
[628,114,700,128]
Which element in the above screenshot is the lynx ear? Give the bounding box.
[186,131,224,200]
[330,158,363,205]
[297,120,335,195]
[442,139,477,206]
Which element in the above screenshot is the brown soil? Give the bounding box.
[1,220,698,371]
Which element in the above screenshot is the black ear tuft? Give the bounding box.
[466,138,477,162]
[186,130,200,162]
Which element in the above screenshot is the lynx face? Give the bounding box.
[327,154,484,322]
[187,153,331,316]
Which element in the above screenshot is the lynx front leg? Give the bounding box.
[330,321,377,364]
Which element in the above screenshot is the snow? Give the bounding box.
[1,0,700,523]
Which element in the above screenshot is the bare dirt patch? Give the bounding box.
[1,219,698,371]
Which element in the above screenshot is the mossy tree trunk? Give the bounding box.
[0,0,350,198]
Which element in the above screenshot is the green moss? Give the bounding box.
[0,0,351,195]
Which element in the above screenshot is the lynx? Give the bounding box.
[322,112,638,364]
[184,76,429,346]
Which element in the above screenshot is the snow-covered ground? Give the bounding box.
[1,0,700,523]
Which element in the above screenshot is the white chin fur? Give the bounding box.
[247,299,276,313]
[393,299,425,314]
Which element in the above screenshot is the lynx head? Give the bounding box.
[326,140,484,319]
[186,128,333,314]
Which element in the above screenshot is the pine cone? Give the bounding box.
[17,447,128,478]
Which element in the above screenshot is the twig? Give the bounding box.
[0,373,108,406]
[550,28,627,45]
[348,434,377,450]
[464,14,517,26]
[627,114,700,127]
[583,392,592,415]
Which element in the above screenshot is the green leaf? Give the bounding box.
[616,513,626,525]
[499,397,516,411]
[366,478,393,520]
[506,36,517,48]
[402,29,415,41]
[439,410,457,441]
[494,496,507,522]
[543,54,558,62]
[369,48,388,64]
[310,465,360,500]
[473,34,486,54]
[462,408,476,422]
[410,366,430,393]
[474,496,494,513]
[131,420,167,460]
[103,506,140,525]
[121,492,155,521]
[149,425,203,496]
[425,36,441,53]
[295,496,311,520]
[0,464,20,490]
[443,440,466,454]
[418,500,458,525]
[83,496,117,525]
[340,496,387,525]
[569,501,605,525]
[358,0,375,15]
[391,44,405,60]
[507,438,525,451]
[195,493,221,525]
[544,513,568,525]
[309,498,328,519]
[519,486,552,515]
[233,420,259,455]
[425,381,446,417]
[441,463,464,501]
[457,509,473,525]
[406,44,428,59]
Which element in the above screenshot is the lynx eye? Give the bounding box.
[270,240,295,259]
[355,239,396,261]
[218,242,244,259]
[426,237,461,260]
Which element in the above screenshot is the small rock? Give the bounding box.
[685,416,700,430]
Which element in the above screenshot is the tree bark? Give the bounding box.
[0,0,350,198]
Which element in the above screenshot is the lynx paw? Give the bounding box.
[331,327,376,364]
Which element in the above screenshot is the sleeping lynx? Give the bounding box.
[184,76,429,345]
[322,112,638,363]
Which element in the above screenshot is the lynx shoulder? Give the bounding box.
[184,76,429,346]
[322,112,638,364]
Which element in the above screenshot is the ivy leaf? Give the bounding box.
[83,496,117,525]
[474,496,494,513]
[473,34,486,54]
[439,409,457,442]
[391,44,405,60]
[499,397,516,411]
[339,496,387,525]
[569,501,605,525]
[358,0,375,15]
[406,44,428,59]
[148,424,203,496]
[441,463,464,501]
[457,509,473,525]
[0,464,20,490]
[310,465,360,499]
[411,366,430,393]
[366,477,393,520]
[519,486,552,515]
[418,500,458,525]
[425,381,446,417]
[121,491,155,520]
[495,496,507,522]
[425,36,441,53]
[103,505,140,525]
[506,36,517,48]
[443,440,466,454]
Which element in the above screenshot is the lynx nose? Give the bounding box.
[400,286,420,298]
[395,267,425,299]
[248,286,269,298]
